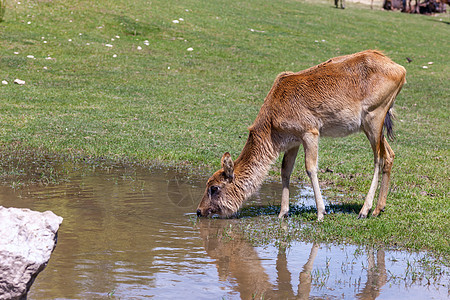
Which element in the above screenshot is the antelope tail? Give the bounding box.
[383,108,395,141]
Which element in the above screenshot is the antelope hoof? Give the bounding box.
[317,212,325,222]
[358,213,367,219]
[278,210,289,219]
[372,208,385,217]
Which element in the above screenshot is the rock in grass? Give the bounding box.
[0,206,63,299]
[13,79,25,85]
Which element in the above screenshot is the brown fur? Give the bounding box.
[197,50,406,220]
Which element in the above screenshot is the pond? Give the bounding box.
[0,166,447,299]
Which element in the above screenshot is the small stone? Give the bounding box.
[14,79,26,85]
[2,80,8,85]
[187,47,194,51]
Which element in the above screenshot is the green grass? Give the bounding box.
[0,0,449,256]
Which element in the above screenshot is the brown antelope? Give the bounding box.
[196,50,406,220]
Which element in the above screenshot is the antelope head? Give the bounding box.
[196,152,240,218]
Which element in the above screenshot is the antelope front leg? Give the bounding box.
[358,158,381,218]
[303,132,326,221]
[279,146,300,218]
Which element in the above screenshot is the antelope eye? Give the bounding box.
[209,185,219,196]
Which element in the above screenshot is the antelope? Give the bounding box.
[335,0,345,9]
[196,50,406,220]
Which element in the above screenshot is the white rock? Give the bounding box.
[105,44,113,47]
[137,46,142,50]
[187,47,194,51]
[0,206,63,299]
[2,80,8,85]
[27,55,35,59]
[13,79,26,85]
[172,20,180,24]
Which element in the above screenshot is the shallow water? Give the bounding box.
[0,167,447,299]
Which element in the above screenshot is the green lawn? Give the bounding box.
[0,0,448,256]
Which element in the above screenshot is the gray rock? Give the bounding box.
[0,206,63,299]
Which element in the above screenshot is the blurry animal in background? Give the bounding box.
[335,0,346,9]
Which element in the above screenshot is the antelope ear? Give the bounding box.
[221,152,234,181]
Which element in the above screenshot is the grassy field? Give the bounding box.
[0,0,449,256]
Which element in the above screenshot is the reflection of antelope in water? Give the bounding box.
[197,50,406,221]
[197,219,319,299]
[198,220,389,299]
[357,249,387,300]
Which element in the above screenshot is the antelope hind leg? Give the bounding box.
[373,137,394,217]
